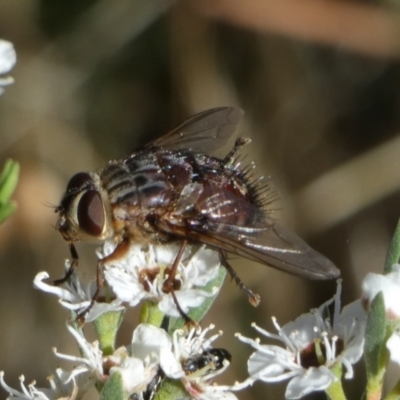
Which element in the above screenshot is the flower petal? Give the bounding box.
[387,331,400,365]
[285,367,333,399]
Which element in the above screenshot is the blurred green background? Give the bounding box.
[1,0,400,399]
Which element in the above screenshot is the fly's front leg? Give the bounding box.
[76,238,131,324]
[54,243,79,286]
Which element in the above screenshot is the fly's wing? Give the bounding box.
[145,107,244,154]
[161,186,339,280]
[190,218,340,280]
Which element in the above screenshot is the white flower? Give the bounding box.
[102,242,221,318]
[33,260,124,322]
[162,325,236,400]
[47,369,94,399]
[362,264,400,320]
[387,330,400,365]
[129,323,172,366]
[53,324,104,382]
[0,40,16,95]
[119,324,170,393]
[195,387,238,400]
[237,282,366,399]
[54,323,165,397]
[0,369,84,400]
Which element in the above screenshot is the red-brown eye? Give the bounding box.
[67,172,92,193]
[77,190,104,236]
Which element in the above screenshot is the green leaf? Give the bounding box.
[365,292,387,376]
[99,371,126,400]
[365,292,388,399]
[169,265,226,332]
[153,378,187,400]
[0,159,19,224]
[93,310,125,356]
[384,217,400,273]
[0,159,19,204]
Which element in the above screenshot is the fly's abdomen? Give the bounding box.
[194,179,263,229]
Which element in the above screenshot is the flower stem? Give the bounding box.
[325,363,347,400]
[366,345,388,400]
[140,300,165,327]
[368,321,400,400]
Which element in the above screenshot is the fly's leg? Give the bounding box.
[171,290,195,327]
[223,137,251,167]
[219,250,261,306]
[54,243,79,285]
[162,240,196,326]
[162,240,187,291]
[76,238,131,324]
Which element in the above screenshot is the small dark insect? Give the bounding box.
[129,368,164,400]
[55,107,339,321]
[182,348,232,377]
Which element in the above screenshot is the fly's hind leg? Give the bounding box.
[219,250,261,306]
[223,137,251,167]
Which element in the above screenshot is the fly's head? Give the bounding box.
[56,172,113,243]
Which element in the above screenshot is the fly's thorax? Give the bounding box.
[56,171,114,242]
[102,155,177,211]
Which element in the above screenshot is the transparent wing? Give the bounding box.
[189,218,340,280]
[146,107,244,154]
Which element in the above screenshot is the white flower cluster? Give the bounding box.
[22,254,400,400]
[0,368,92,400]
[102,242,221,317]
[32,240,375,399]
[34,242,221,322]
[35,237,400,400]
[0,324,234,400]
[30,233,400,400]
[236,282,367,399]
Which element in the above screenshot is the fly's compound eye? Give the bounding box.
[67,172,93,193]
[77,190,105,236]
